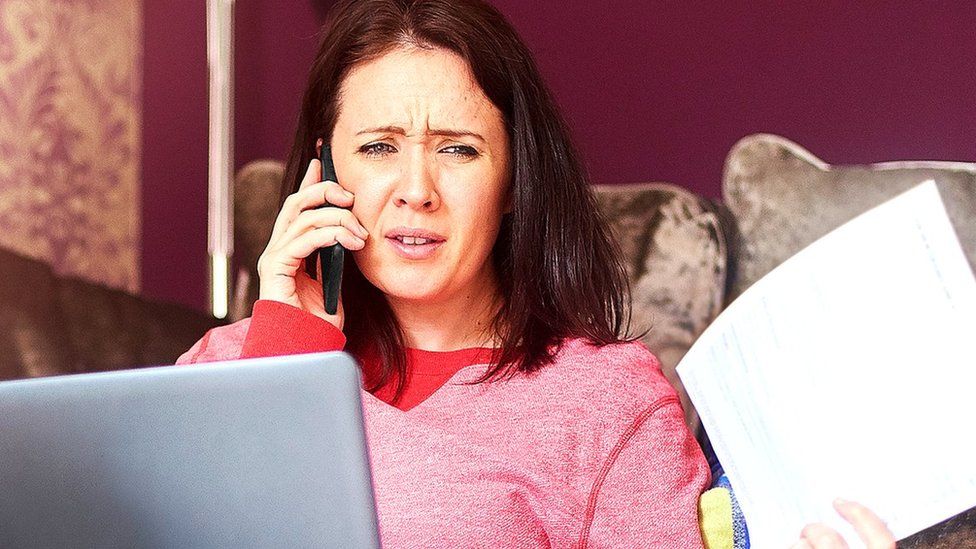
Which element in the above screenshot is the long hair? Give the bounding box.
[281,0,643,403]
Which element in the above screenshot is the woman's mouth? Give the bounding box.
[395,236,435,245]
[384,227,447,260]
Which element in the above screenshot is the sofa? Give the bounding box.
[2,133,972,546]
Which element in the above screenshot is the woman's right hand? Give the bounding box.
[256,158,369,330]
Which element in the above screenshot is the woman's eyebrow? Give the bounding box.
[356,125,406,136]
[428,128,486,142]
[356,125,486,142]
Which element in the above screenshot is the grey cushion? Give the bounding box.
[724,133,976,299]
[594,183,730,433]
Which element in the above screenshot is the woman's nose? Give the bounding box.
[393,150,439,211]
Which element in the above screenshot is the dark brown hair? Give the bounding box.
[281,0,644,403]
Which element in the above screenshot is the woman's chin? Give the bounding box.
[383,288,444,305]
[368,275,446,304]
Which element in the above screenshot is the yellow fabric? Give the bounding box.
[699,487,734,549]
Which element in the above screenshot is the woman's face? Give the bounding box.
[329,46,511,307]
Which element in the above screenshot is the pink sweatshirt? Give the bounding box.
[178,301,709,547]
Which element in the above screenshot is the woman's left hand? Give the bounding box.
[791,499,896,549]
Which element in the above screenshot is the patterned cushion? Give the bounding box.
[722,133,976,548]
[593,183,730,433]
[723,133,976,299]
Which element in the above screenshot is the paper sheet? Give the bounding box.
[677,181,976,548]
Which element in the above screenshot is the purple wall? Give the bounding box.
[143,1,976,311]
[495,1,976,196]
[141,0,209,310]
[234,2,321,174]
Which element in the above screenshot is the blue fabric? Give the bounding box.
[711,473,750,549]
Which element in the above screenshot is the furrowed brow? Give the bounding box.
[355,125,485,142]
[428,128,486,142]
[356,125,406,136]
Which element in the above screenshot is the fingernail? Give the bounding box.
[344,190,355,199]
[355,225,369,238]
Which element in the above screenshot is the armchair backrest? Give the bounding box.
[723,133,976,300]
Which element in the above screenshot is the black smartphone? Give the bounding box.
[304,144,344,315]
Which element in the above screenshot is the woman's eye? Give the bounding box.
[441,145,479,158]
[359,142,397,157]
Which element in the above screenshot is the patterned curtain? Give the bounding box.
[0,0,141,292]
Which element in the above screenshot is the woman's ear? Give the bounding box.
[315,137,324,158]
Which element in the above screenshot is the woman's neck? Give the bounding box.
[386,278,504,352]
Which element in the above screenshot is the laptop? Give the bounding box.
[0,352,381,549]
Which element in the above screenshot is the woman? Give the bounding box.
[180,0,895,547]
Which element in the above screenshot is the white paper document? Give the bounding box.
[677,181,976,548]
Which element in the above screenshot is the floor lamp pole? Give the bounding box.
[206,0,234,319]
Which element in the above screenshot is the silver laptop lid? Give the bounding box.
[0,352,380,549]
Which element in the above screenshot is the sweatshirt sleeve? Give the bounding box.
[175,300,346,365]
[580,396,710,548]
[239,300,346,358]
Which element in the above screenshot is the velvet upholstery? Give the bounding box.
[724,133,976,300]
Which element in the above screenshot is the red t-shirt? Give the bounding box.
[238,299,495,410]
